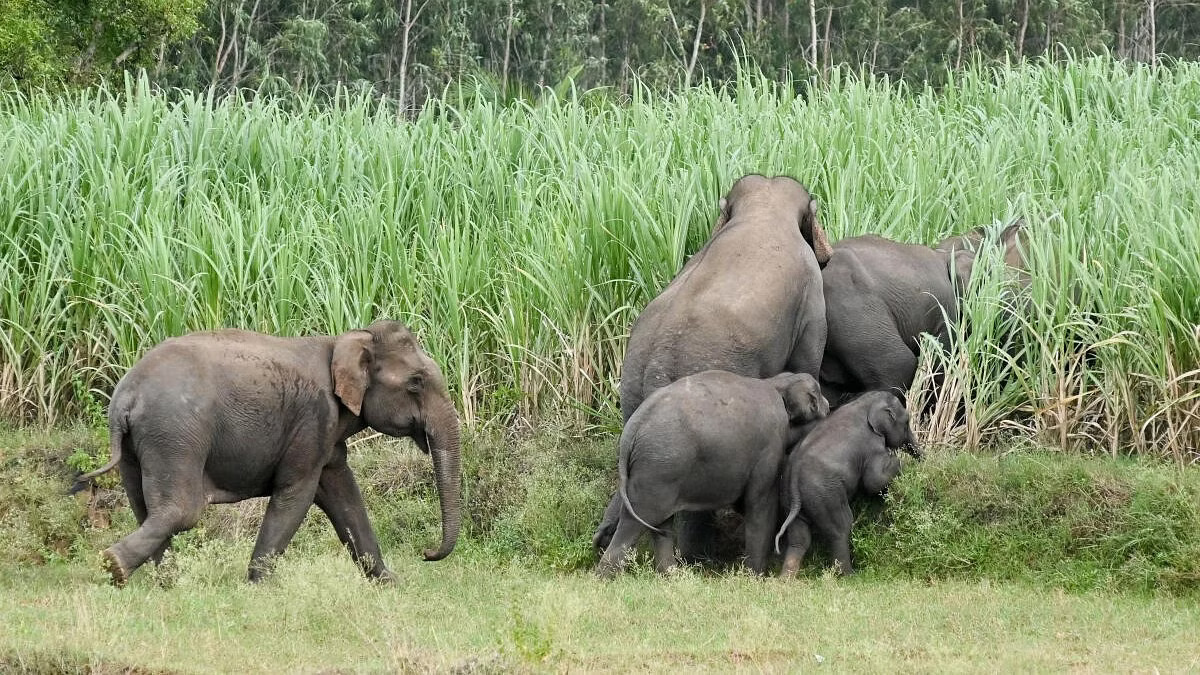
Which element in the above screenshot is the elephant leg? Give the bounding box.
[780,518,812,578]
[786,318,827,380]
[248,475,322,582]
[858,343,918,401]
[116,456,171,565]
[651,516,676,574]
[595,516,646,578]
[810,496,855,575]
[675,510,721,564]
[862,454,901,495]
[592,492,624,552]
[828,311,918,401]
[742,487,779,576]
[315,452,392,582]
[103,452,206,587]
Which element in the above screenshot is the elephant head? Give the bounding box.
[713,174,833,268]
[937,217,1029,292]
[771,372,831,423]
[331,319,461,561]
[865,391,920,458]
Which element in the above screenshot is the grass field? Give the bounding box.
[1,58,1198,460]
[4,554,1200,673]
[2,426,1198,672]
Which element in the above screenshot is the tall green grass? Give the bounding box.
[1,59,1197,459]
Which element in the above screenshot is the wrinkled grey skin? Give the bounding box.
[595,370,829,578]
[72,320,462,586]
[818,219,1026,407]
[594,174,833,554]
[775,391,920,577]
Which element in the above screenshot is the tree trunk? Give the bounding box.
[686,0,708,88]
[398,0,414,117]
[809,0,819,72]
[822,6,833,76]
[956,0,965,70]
[1016,0,1029,59]
[871,3,881,70]
[501,0,515,94]
[1149,0,1157,66]
[1119,2,1127,58]
[783,0,791,62]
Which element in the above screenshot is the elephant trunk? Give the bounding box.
[422,397,462,561]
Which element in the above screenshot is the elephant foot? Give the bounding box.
[593,561,620,580]
[369,568,397,585]
[780,554,802,579]
[592,526,615,553]
[102,549,128,588]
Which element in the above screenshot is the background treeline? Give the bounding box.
[3,0,1200,102]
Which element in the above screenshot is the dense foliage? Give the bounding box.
[2,59,1197,460]
[4,427,1198,595]
[4,0,1200,100]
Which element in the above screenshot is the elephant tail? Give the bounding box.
[774,469,803,554]
[69,414,126,495]
[618,435,664,536]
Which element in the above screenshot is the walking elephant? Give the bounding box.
[775,391,920,577]
[818,219,1026,407]
[593,174,833,555]
[595,370,828,578]
[72,319,461,586]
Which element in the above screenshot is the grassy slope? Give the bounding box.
[3,555,1200,673]
[3,427,1200,672]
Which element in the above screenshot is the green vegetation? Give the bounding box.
[4,426,1198,593]
[2,59,1198,462]
[5,0,1200,100]
[1,427,1198,671]
[4,556,1200,672]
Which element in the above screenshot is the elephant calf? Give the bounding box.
[72,320,462,586]
[774,391,920,577]
[595,370,828,578]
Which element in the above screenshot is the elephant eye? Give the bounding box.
[407,373,425,393]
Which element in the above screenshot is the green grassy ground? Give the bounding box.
[2,426,1199,672]
[4,553,1200,673]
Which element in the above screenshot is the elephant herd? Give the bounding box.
[73,173,1027,586]
[593,173,1027,577]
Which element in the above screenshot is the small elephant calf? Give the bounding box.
[595,370,829,578]
[774,391,920,577]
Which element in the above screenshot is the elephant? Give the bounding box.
[594,370,829,578]
[774,390,920,577]
[71,319,461,586]
[818,218,1027,407]
[594,174,833,555]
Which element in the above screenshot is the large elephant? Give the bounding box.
[595,370,828,578]
[72,319,461,586]
[818,219,1026,407]
[593,174,833,553]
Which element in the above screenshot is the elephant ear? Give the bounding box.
[949,249,975,294]
[867,396,898,438]
[331,330,375,417]
[998,217,1028,269]
[712,197,732,233]
[800,198,833,268]
[779,373,823,423]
